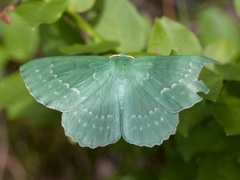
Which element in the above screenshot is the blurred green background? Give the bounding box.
[0,0,240,179]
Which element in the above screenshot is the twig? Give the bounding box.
[0,111,9,180]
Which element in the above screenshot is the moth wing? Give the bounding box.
[121,78,178,147]
[62,74,121,148]
[133,55,215,112]
[20,56,110,112]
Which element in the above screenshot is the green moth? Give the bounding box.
[20,54,215,148]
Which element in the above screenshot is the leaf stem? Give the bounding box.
[66,11,103,43]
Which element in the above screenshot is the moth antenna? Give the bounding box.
[109,54,135,59]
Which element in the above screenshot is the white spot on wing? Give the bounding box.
[93,72,98,80]
[171,83,177,88]
[54,91,59,95]
[190,62,194,68]
[63,83,70,88]
[130,114,136,119]
[187,84,197,91]
[179,79,184,83]
[71,88,80,95]
[35,69,39,73]
[107,114,113,119]
[160,87,170,95]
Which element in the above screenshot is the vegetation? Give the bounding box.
[0,0,240,179]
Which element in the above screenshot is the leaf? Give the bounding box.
[0,72,33,118]
[68,0,96,13]
[2,12,39,62]
[160,153,197,180]
[178,102,208,137]
[198,7,240,46]
[67,12,102,42]
[203,39,239,64]
[14,0,69,28]
[0,45,9,68]
[196,155,240,180]
[20,101,61,125]
[39,18,83,56]
[59,41,119,55]
[198,68,223,102]
[234,0,240,16]
[147,17,202,55]
[212,94,240,135]
[93,0,148,52]
[213,64,240,81]
[175,120,225,161]
[0,73,60,123]
[20,55,215,148]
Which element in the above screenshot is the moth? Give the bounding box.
[20,54,215,148]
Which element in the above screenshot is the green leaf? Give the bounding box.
[68,0,96,13]
[204,39,239,64]
[147,17,202,55]
[213,64,240,81]
[176,120,240,162]
[196,155,240,180]
[234,0,240,16]
[198,7,240,46]
[59,41,119,55]
[178,102,208,137]
[2,12,39,62]
[0,45,9,68]
[199,68,223,102]
[20,101,61,125]
[39,18,83,56]
[212,94,240,135]
[160,153,197,180]
[93,0,148,52]
[55,17,84,45]
[0,72,33,119]
[66,12,102,42]
[14,0,69,28]
[225,81,240,98]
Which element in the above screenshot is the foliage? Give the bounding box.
[0,0,240,179]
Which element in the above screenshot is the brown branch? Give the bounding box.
[161,0,177,20]
[0,111,9,180]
